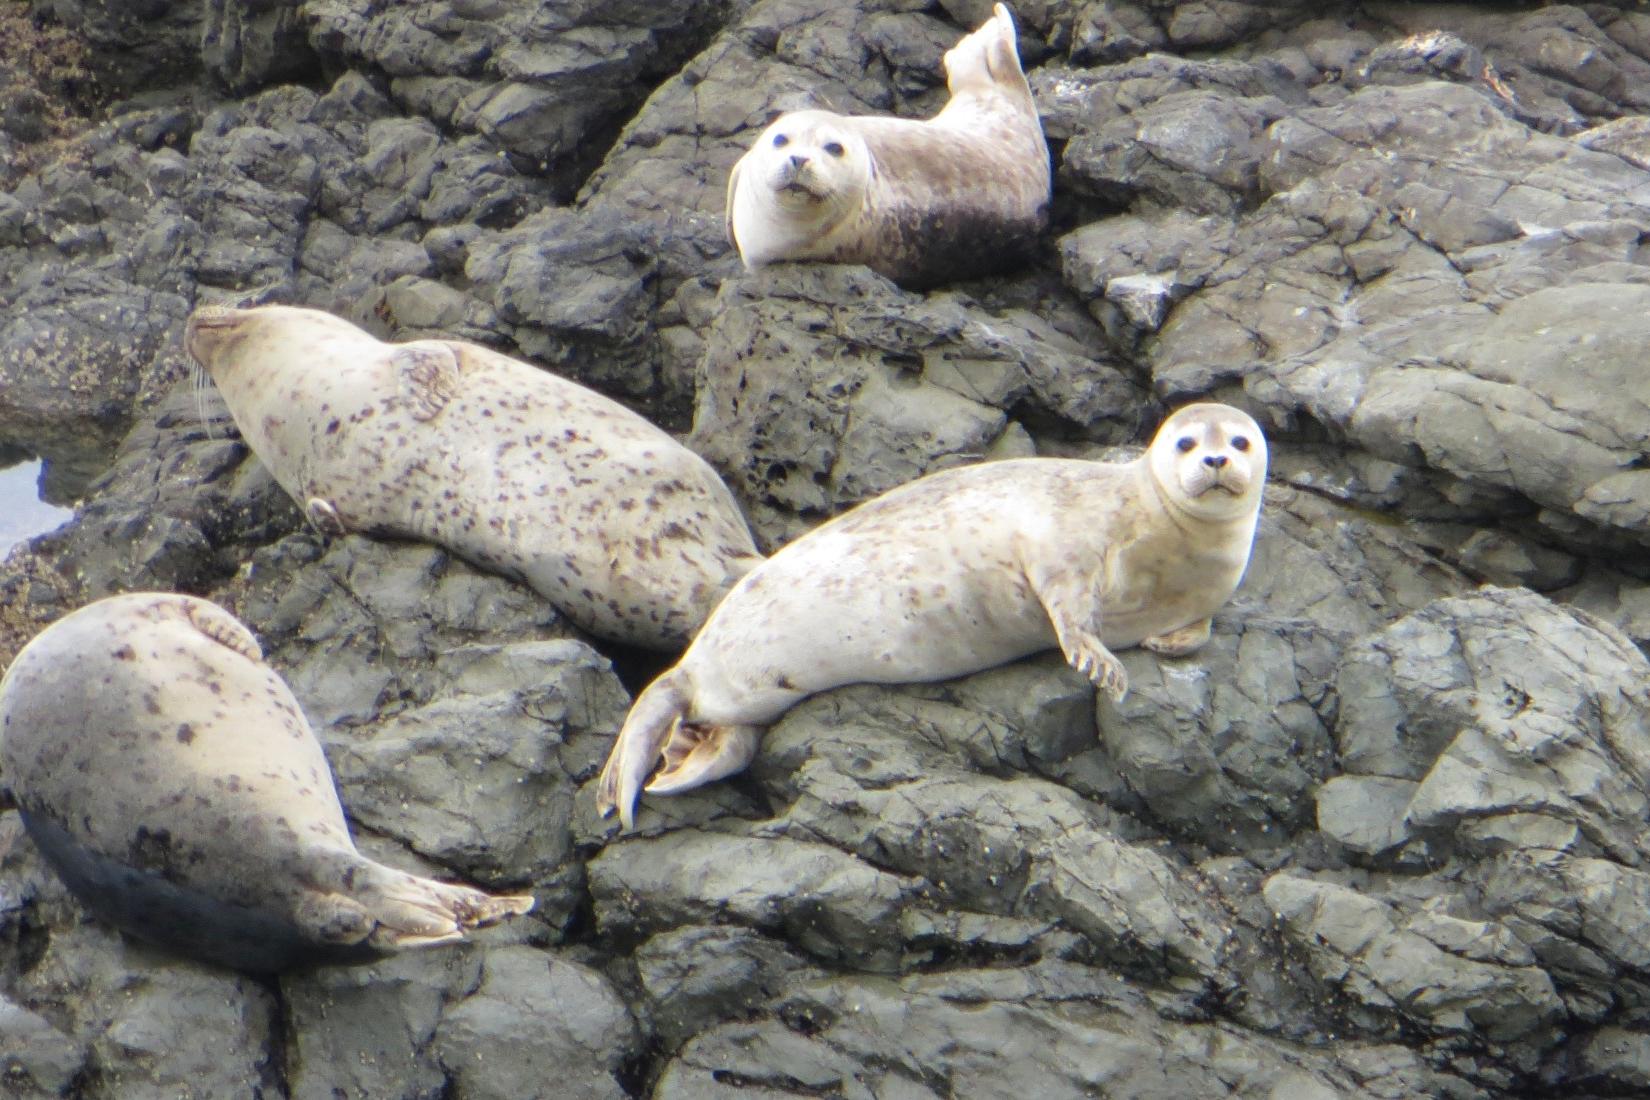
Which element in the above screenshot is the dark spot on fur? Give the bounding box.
[176,723,195,744]
[112,644,135,661]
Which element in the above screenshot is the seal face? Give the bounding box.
[726,3,1051,287]
[185,304,763,650]
[597,403,1268,828]
[0,593,534,972]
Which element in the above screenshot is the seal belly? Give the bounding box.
[22,810,380,973]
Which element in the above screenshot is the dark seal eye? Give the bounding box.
[773,133,789,148]
[1231,436,1250,452]
[1176,437,1196,453]
[823,141,845,157]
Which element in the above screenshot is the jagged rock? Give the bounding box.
[8,0,1650,1095]
[434,946,638,1100]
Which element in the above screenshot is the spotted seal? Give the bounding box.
[726,3,1051,287]
[0,592,534,971]
[597,403,1268,828]
[185,304,762,650]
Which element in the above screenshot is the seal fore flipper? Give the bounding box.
[1141,617,1212,657]
[182,598,264,662]
[596,670,692,831]
[1021,538,1129,701]
[393,344,462,421]
[304,497,348,537]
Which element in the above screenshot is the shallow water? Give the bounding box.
[0,459,74,554]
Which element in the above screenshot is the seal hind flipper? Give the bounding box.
[596,670,693,831]
[1141,618,1213,657]
[644,723,761,797]
[394,344,462,421]
[354,864,534,950]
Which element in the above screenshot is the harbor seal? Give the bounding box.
[597,403,1267,829]
[185,304,763,650]
[0,592,534,972]
[725,3,1051,287]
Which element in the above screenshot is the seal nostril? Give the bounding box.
[790,154,808,168]
[1204,455,1228,469]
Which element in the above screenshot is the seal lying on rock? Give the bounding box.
[725,3,1051,287]
[597,403,1267,829]
[0,593,534,972]
[185,304,762,650]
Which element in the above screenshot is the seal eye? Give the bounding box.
[1176,437,1196,453]
[823,141,846,157]
[773,134,790,148]
[1231,436,1250,452]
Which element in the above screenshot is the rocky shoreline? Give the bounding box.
[5,1,1650,1097]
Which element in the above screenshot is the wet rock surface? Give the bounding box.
[5,0,1650,1096]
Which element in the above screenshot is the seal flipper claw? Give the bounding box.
[305,497,347,537]
[644,724,761,796]
[596,671,692,831]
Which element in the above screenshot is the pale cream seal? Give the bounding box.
[185,304,762,650]
[597,404,1268,828]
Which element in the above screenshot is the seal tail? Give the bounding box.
[349,861,535,951]
[943,3,1029,101]
[597,669,693,831]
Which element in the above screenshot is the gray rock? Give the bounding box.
[282,949,466,1100]
[12,0,1650,1094]
[0,992,82,1097]
[1264,873,1564,1041]
[201,0,316,93]
[1334,587,1650,863]
[655,961,1447,1100]
[590,831,913,972]
[688,264,1142,543]
[634,925,819,1048]
[435,946,638,1100]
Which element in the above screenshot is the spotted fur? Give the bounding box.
[598,404,1269,829]
[185,304,763,650]
[0,593,534,971]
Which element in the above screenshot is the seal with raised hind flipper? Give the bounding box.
[0,592,534,972]
[726,3,1051,287]
[185,303,763,651]
[596,403,1268,829]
